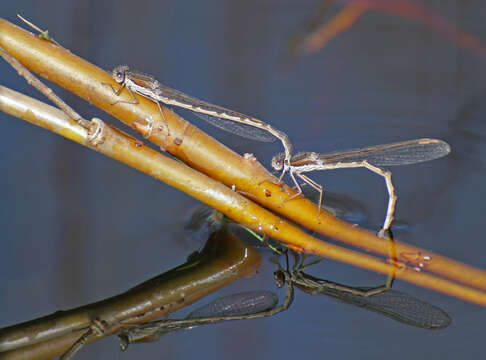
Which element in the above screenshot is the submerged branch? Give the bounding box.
[0,230,262,359]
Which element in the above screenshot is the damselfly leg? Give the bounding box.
[103,66,170,137]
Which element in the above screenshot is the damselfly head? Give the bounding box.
[271,153,285,171]
[112,65,129,84]
[273,270,285,288]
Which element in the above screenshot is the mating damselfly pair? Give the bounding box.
[104,65,451,232]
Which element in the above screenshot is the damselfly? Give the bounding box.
[105,65,294,180]
[274,251,451,329]
[271,138,451,231]
[118,286,294,349]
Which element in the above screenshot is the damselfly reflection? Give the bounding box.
[272,138,451,231]
[105,65,293,180]
[119,287,294,350]
[120,249,450,352]
[276,251,451,329]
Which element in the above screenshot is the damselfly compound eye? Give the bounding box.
[271,154,284,171]
[112,65,129,84]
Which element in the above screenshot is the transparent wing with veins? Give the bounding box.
[155,82,278,142]
[291,138,451,167]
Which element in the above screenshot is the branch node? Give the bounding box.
[87,117,106,146]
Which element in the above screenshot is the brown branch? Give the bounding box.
[304,2,369,52]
